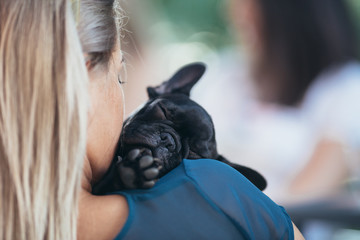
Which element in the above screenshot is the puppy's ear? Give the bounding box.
[147,62,206,98]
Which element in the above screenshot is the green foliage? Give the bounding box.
[347,0,360,56]
[139,0,360,54]
[147,0,233,49]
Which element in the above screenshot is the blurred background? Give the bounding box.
[119,0,360,239]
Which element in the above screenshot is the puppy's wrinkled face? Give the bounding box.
[120,93,218,175]
[119,97,184,174]
[118,63,220,175]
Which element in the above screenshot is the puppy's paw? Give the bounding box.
[116,148,162,189]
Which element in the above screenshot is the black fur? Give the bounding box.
[93,63,267,195]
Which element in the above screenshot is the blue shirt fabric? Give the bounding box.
[113,159,294,240]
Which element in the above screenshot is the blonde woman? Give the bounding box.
[1,0,303,239]
[76,1,304,239]
[0,0,88,239]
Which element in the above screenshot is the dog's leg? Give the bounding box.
[217,155,267,191]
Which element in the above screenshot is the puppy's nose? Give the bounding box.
[160,133,176,151]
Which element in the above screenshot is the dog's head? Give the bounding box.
[119,63,217,174]
[118,63,267,191]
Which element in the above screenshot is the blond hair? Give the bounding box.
[0,0,88,239]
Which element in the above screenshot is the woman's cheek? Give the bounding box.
[86,79,124,182]
[109,80,124,142]
[97,80,124,178]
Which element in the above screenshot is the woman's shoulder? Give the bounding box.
[183,158,248,180]
[113,159,294,239]
[183,158,267,197]
[183,159,294,239]
[182,158,282,205]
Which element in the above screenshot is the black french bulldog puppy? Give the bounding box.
[92,63,266,195]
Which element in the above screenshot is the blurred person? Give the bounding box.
[233,0,360,203]
[0,0,304,239]
[195,0,360,205]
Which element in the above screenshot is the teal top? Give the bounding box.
[113,159,294,240]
